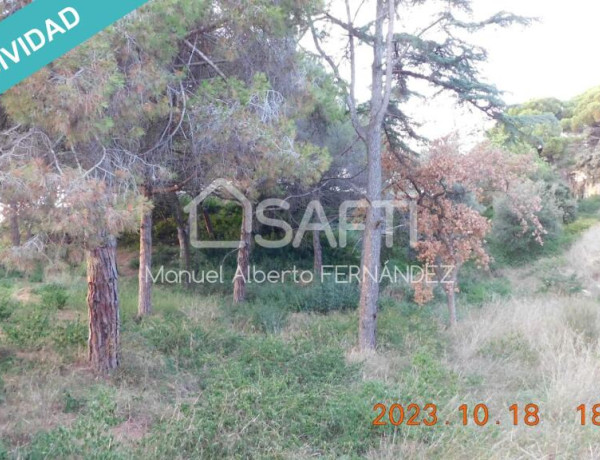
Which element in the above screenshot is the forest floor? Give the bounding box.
[1,222,600,459]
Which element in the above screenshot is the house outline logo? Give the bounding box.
[184,178,252,249]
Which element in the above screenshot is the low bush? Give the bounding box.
[2,306,51,349]
[565,217,598,237]
[0,439,7,460]
[0,290,18,321]
[457,268,512,306]
[36,283,69,310]
[248,280,359,315]
[402,349,460,402]
[578,195,600,217]
[539,271,583,295]
[489,187,567,265]
[28,263,44,283]
[0,374,5,406]
[478,331,539,364]
[52,320,87,350]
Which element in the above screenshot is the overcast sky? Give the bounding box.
[475,0,600,104]
[420,0,600,141]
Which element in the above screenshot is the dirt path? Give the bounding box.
[501,223,600,297]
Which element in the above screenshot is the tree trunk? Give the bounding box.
[87,236,120,373]
[357,0,394,351]
[8,201,20,247]
[358,131,383,350]
[172,193,191,273]
[444,267,459,327]
[445,283,458,327]
[313,229,323,276]
[233,211,251,303]
[202,207,215,240]
[408,198,418,260]
[138,189,153,317]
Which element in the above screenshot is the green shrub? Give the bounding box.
[23,387,124,459]
[0,439,8,460]
[62,391,85,414]
[153,246,179,267]
[402,349,459,402]
[2,307,50,349]
[0,269,23,282]
[128,257,139,270]
[28,263,44,283]
[539,272,583,295]
[297,280,359,313]
[36,283,69,310]
[248,302,290,333]
[52,320,87,350]
[378,300,443,353]
[0,375,5,406]
[490,186,567,265]
[479,332,538,364]
[578,196,600,217]
[565,217,598,237]
[245,280,358,317]
[458,273,512,306]
[0,291,18,321]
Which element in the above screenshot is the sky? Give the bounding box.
[305,0,600,143]
[434,0,600,141]
[475,0,600,104]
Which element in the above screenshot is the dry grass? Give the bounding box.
[371,225,600,458]
[370,292,600,459]
[0,350,88,446]
[567,224,600,296]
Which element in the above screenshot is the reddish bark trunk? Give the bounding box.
[87,237,120,373]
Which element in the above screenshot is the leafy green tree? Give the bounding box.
[0,0,216,370]
[562,86,600,133]
[488,98,570,161]
[188,75,330,302]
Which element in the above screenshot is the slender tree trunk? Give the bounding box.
[138,187,153,317]
[172,193,191,273]
[358,131,383,350]
[313,229,323,277]
[233,211,251,303]
[446,286,457,327]
[357,0,394,351]
[444,268,459,327]
[87,236,120,373]
[202,207,215,240]
[408,198,418,260]
[8,201,20,247]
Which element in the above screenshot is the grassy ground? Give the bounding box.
[1,222,600,458]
